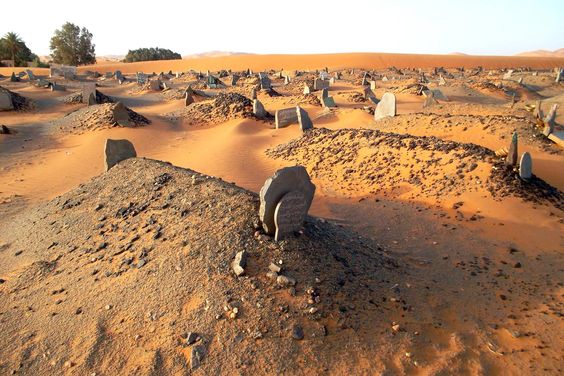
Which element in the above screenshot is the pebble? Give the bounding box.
[277,275,296,287]
[291,325,304,340]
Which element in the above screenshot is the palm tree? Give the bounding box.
[3,32,23,65]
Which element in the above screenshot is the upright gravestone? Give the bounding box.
[112,102,130,127]
[259,166,316,236]
[542,104,557,136]
[534,100,544,120]
[519,152,532,180]
[320,88,329,99]
[274,190,309,241]
[251,87,257,100]
[284,75,290,85]
[87,92,97,106]
[259,73,271,90]
[136,72,148,84]
[296,106,313,131]
[370,81,377,90]
[149,79,162,91]
[253,99,266,118]
[313,79,329,91]
[10,72,19,82]
[185,92,194,106]
[321,95,336,108]
[374,93,396,120]
[231,75,240,86]
[303,84,311,95]
[0,90,14,111]
[555,68,562,83]
[275,108,299,128]
[104,139,137,171]
[82,83,97,104]
[505,132,518,166]
[26,69,36,80]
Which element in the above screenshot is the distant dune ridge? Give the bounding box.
[516,48,564,57]
[182,51,254,59]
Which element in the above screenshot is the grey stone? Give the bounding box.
[320,88,329,99]
[543,104,557,136]
[321,96,336,108]
[296,106,313,131]
[0,90,13,111]
[313,79,329,91]
[185,92,194,106]
[112,102,130,126]
[251,88,257,100]
[231,74,239,86]
[136,72,148,84]
[149,79,161,91]
[259,166,315,235]
[519,152,532,180]
[253,99,266,118]
[374,92,396,120]
[104,139,137,171]
[431,89,448,101]
[274,190,308,241]
[291,325,304,340]
[190,345,205,370]
[505,132,518,166]
[26,69,36,80]
[87,92,97,106]
[83,83,97,104]
[275,108,299,128]
[232,250,247,276]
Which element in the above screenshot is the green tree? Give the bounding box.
[0,32,37,67]
[124,47,181,63]
[50,22,96,65]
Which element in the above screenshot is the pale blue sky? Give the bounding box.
[2,0,563,56]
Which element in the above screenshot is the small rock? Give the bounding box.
[268,263,281,273]
[277,275,296,287]
[291,325,304,340]
[190,345,205,370]
[232,251,247,277]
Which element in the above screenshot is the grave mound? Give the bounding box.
[0,157,399,375]
[266,128,564,209]
[52,103,150,134]
[0,86,34,111]
[60,90,115,104]
[164,92,254,125]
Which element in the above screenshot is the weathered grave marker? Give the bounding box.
[259,166,316,235]
[505,132,518,166]
[321,95,336,108]
[275,108,299,128]
[104,139,137,171]
[374,92,396,120]
[112,102,130,127]
[0,90,14,111]
[253,99,266,118]
[296,106,313,131]
[274,190,309,241]
[313,79,329,91]
[519,152,532,180]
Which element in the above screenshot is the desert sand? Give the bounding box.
[0,53,563,375]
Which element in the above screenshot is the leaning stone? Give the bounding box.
[231,251,247,277]
[519,152,532,180]
[542,104,557,136]
[259,166,315,235]
[296,106,313,131]
[374,92,396,120]
[505,132,518,167]
[104,139,137,171]
[321,96,336,108]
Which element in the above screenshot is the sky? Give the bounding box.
[1,0,563,57]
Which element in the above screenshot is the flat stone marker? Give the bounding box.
[259,166,315,235]
[274,190,309,241]
[104,139,137,171]
[321,96,336,108]
[0,90,14,111]
[253,99,266,118]
[313,79,329,91]
[82,83,97,104]
[519,152,532,180]
[505,132,518,166]
[296,106,313,131]
[275,108,299,128]
[149,79,161,91]
[374,92,396,120]
[112,102,130,127]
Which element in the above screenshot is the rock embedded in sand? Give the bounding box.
[112,102,131,127]
[104,139,137,171]
[519,152,532,180]
[374,92,396,120]
[231,250,247,276]
[259,166,316,235]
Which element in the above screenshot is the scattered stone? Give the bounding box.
[231,251,247,277]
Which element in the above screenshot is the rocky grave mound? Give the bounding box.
[0,158,400,375]
[0,86,34,111]
[283,93,322,107]
[60,90,115,105]
[51,103,150,134]
[164,92,254,125]
[266,128,564,208]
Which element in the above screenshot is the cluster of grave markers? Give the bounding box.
[504,132,533,180]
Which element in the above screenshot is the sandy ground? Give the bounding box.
[0,55,563,375]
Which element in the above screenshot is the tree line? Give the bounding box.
[1,22,182,67]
